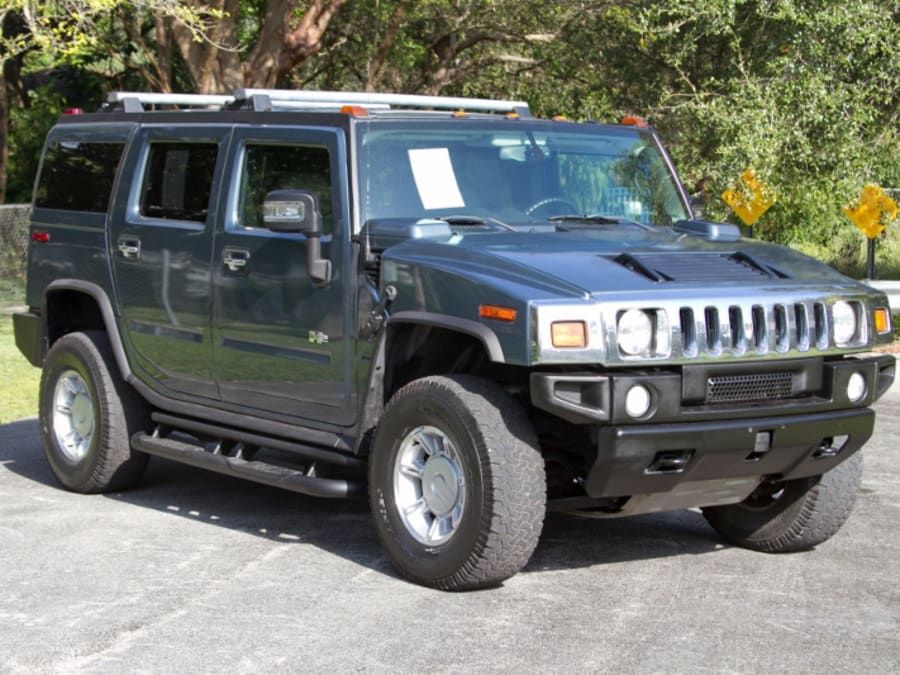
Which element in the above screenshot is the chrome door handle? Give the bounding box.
[223,248,250,272]
[117,237,141,260]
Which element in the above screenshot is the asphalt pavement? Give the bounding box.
[1,380,898,673]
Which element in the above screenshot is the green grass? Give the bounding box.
[0,308,40,424]
[0,277,26,308]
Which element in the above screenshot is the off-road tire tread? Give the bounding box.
[41,331,149,493]
[702,452,862,553]
[371,375,545,591]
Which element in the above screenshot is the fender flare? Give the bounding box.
[44,279,134,384]
[385,311,506,363]
[355,311,506,452]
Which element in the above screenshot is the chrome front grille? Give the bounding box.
[706,372,793,404]
[532,290,874,366]
[678,300,832,358]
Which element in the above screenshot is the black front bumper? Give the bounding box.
[531,354,893,512]
[584,406,873,499]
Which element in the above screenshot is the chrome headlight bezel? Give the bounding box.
[617,308,654,356]
[616,307,670,359]
[832,300,865,347]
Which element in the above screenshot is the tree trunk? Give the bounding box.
[244,0,348,88]
[244,0,296,88]
[366,0,412,91]
[154,11,174,93]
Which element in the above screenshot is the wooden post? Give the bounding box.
[866,237,876,280]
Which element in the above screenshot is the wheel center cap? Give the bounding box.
[71,394,93,438]
[422,455,461,516]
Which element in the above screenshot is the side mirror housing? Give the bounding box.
[263,190,332,285]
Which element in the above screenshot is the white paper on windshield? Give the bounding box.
[408,147,465,210]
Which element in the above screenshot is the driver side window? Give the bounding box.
[238,144,333,233]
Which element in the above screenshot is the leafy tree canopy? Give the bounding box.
[2,0,898,273]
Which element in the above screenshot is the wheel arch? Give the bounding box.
[42,280,133,386]
[356,312,508,453]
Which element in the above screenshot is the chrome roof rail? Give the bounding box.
[106,92,235,111]
[105,89,531,115]
[234,89,530,114]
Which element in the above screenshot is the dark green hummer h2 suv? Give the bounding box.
[14,89,896,590]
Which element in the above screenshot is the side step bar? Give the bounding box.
[132,431,366,499]
[151,412,365,470]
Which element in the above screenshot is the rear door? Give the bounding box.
[211,126,353,426]
[109,124,232,399]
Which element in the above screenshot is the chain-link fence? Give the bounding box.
[0,204,31,282]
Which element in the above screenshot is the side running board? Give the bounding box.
[132,417,366,499]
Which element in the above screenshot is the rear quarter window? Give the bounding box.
[34,141,124,212]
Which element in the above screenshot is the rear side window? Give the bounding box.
[140,142,218,222]
[35,141,124,212]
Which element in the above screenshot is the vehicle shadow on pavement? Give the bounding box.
[1,418,725,583]
[526,510,722,574]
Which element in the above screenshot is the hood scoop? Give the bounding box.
[611,252,787,283]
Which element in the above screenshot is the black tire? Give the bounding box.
[369,375,546,590]
[39,331,150,493]
[701,452,862,552]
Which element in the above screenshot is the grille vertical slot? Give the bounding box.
[729,306,745,354]
[680,307,697,357]
[813,302,828,349]
[794,303,810,351]
[751,305,767,353]
[704,306,721,354]
[774,304,789,353]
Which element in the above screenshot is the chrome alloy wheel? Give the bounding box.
[52,369,95,463]
[393,425,467,546]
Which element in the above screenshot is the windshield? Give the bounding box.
[356,120,690,228]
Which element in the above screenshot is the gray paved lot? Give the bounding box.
[1,380,899,673]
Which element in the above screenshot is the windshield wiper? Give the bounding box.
[549,214,654,231]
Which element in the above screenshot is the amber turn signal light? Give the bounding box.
[874,307,891,335]
[551,321,587,348]
[479,305,517,322]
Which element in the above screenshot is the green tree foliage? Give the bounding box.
[2,0,897,276]
[614,1,898,256]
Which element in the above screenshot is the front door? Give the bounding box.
[211,127,352,426]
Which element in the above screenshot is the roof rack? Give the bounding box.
[234,89,531,114]
[105,89,531,116]
[106,92,234,112]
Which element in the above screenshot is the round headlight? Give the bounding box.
[832,301,857,345]
[618,309,653,356]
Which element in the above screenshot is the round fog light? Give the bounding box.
[846,372,866,403]
[625,384,652,418]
